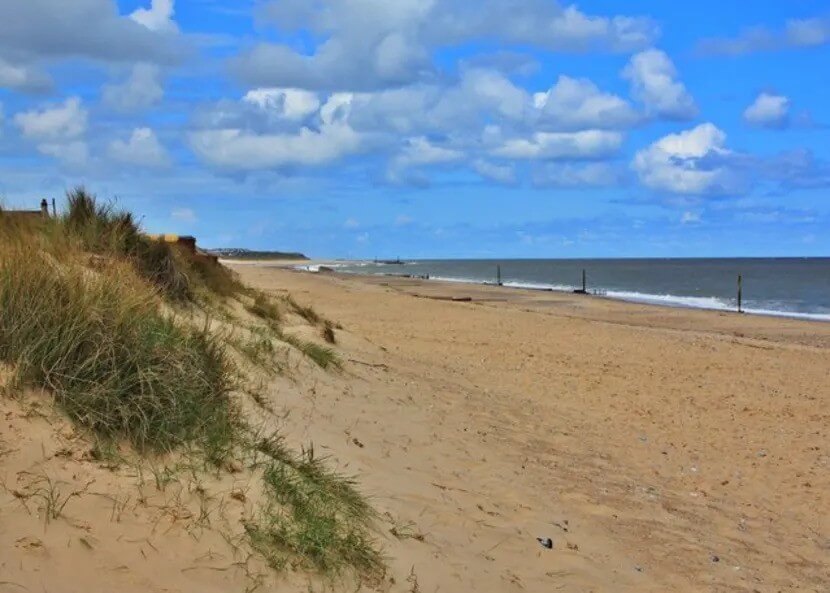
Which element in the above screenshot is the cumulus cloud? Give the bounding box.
[110,128,170,168]
[130,0,178,33]
[394,136,464,168]
[242,88,321,121]
[189,123,363,170]
[235,0,658,91]
[493,130,623,160]
[14,97,87,141]
[632,123,738,195]
[102,64,164,112]
[534,75,639,130]
[697,16,830,56]
[0,0,180,65]
[622,49,697,120]
[743,92,790,128]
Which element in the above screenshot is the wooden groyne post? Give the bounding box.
[737,275,743,313]
[496,265,502,286]
[574,268,588,294]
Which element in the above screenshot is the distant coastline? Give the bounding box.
[208,248,308,261]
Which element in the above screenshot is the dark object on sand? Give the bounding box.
[537,537,553,549]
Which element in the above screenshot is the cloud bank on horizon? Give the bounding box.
[0,0,828,257]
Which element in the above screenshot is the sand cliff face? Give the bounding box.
[2,266,828,592]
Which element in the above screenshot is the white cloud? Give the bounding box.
[0,57,50,92]
[189,123,362,170]
[37,140,89,167]
[14,97,87,141]
[632,123,735,194]
[0,0,179,65]
[243,88,321,120]
[236,1,658,91]
[493,130,622,160]
[534,75,638,130]
[343,217,360,229]
[102,64,163,112]
[130,0,178,33]
[681,211,701,224]
[698,17,830,55]
[110,128,170,168]
[532,162,622,187]
[472,159,516,184]
[171,207,196,223]
[743,92,790,128]
[786,18,830,46]
[395,136,464,167]
[622,49,697,120]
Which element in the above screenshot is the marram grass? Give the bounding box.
[0,240,235,456]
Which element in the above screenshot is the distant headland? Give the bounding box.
[208,248,308,261]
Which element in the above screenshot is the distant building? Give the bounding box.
[1,199,51,223]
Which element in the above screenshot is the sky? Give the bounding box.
[0,0,829,258]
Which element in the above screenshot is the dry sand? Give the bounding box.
[2,264,828,592]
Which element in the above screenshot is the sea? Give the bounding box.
[298,258,830,321]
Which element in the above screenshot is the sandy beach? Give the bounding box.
[230,263,829,592]
[1,261,827,593]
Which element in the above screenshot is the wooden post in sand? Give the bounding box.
[737,275,743,313]
[497,265,502,286]
[582,268,587,293]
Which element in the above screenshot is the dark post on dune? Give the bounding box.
[737,274,743,313]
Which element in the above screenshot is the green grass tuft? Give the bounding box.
[279,332,341,370]
[246,436,383,576]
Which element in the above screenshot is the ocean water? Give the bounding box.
[301,258,830,321]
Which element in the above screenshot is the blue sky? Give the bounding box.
[1,0,829,258]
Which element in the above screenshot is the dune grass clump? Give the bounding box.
[285,295,321,325]
[188,255,245,299]
[246,436,383,576]
[0,242,235,456]
[63,188,192,301]
[278,332,341,370]
[247,293,282,324]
